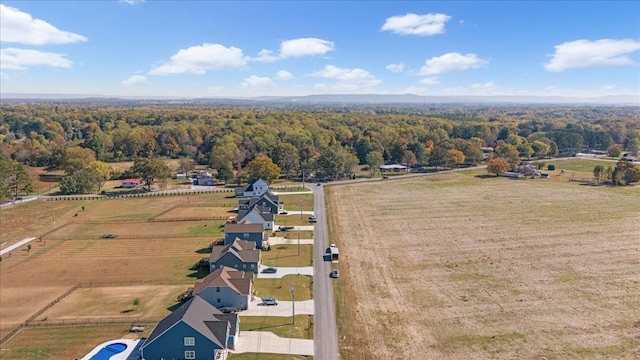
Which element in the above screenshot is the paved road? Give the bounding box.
[312,185,340,359]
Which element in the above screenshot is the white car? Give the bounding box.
[330,243,337,248]
[262,297,279,306]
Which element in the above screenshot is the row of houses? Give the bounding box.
[141,178,284,359]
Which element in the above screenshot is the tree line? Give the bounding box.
[1,103,639,196]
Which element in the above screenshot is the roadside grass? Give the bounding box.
[261,244,313,267]
[238,315,314,339]
[0,325,149,360]
[275,214,315,226]
[228,353,312,360]
[546,158,619,173]
[275,194,315,212]
[254,274,313,301]
[271,186,310,193]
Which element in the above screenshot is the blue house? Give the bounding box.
[140,296,239,360]
[209,238,261,273]
[224,223,267,248]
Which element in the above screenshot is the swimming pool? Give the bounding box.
[81,339,140,360]
[89,342,127,360]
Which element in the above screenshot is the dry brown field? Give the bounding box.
[36,285,186,321]
[327,172,640,359]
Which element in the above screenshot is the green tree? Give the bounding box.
[593,164,604,184]
[366,151,384,177]
[607,144,623,158]
[495,143,520,167]
[216,163,234,184]
[244,153,281,183]
[63,146,96,175]
[0,155,33,202]
[86,161,113,192]
[130,157,172,191]
[59,170,95,194]
[487,157,510,176]
[611,161,640,185]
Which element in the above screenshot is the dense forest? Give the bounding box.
[1,102,639,197]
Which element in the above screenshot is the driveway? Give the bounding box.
[231,331,314,356]
[241,297,314,316]
[257,265,314,278]
[268,237,313,245]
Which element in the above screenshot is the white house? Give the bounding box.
[235,178,269,198]
[121,178,145,188]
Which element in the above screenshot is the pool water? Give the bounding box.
[89,342,127,360]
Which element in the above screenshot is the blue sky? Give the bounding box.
[1,0,639,98]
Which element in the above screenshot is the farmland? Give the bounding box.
[327,170,640,359]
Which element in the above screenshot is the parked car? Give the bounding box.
[330,243,337,248]
[309,215,317,223]
[278,226,294,232]
[330,270,340,278]
[101,234,118,239]
[262,297,279,305]
[279,211,289,215]
[261,267,277,274]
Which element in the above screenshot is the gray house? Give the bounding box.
[140,296,239,360]
[237,206,274,231]
[224,223,267,248]
[210,238,261,273]
[238,191,281,214]
[194,266,254,311]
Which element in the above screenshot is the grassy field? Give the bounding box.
[261,244,313,267]
[254,275,313,301]
[228,353,312,360]
[326,171,640,359]
[239,315,314,339]
[0,325,149,360]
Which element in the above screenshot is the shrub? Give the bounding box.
[547,164,555,171]
[133,298,141,306]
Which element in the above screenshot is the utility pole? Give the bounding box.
[291,282,295,324]
[298,199,302,256]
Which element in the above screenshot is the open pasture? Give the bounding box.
[44,219,225,239]
[35,285,186,321]
[327,172,640,359]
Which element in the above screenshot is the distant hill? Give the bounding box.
[1,93,638,106]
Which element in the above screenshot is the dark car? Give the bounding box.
[331,269,340,278]
[101,234,118,239]
[261,267,277,274]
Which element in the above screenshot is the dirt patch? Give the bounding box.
[327,173,640,359]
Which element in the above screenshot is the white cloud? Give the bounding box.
[241,75,275,88]
[419,77,440,85]
[276,70,293,80]
[253,49,279,63]
[420,53,488,75]
[150,43,248,75]
[0,48,73,70]
[309,65,381,90]
[279,38,334,58]
[122,75,148,86]
[0,4,87,45]
[381,13,451,36]
[545,39,640,72]
[470,81,496,89]
[119,0,145,4]
[386,62,405,73]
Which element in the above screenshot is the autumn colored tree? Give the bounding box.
[245,154,281,183]
[86,161,113,191]
[607,144,622,158]
[446,149,465,168]
[130,157,172,191]
[612,161,640,185]
[487,157,510,176]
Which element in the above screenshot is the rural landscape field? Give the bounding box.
[327,167,640,359]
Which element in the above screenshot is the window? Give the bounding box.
[234,264,238,268]
[185,350,196,359]
[216,287,220,292]
[242,264,246,269]
[184,337,195,346]
[243,233,249,238]
[217,298,221,303]
[251,264,255,269]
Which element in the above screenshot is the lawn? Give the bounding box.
[238,315,314,339]
[275,194,314,212]
[261,244,313,267]
[327,171,640,359]
[0,325,149,360]
[254,274,313,301]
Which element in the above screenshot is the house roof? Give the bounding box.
[244,178,267,192]
[142,296,234,350]
[210,238,260,263]
[224,223,264,233]
[238,207,274,223]
[121,178,144,183]
[193,266,253,296]
[248,192,279,208]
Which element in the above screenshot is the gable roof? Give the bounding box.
[248,192,279,208]
[210,238,260,263]
[142,296,233,350]
[238,206,274,223]
[193,266,253,296]
[224,223,264,233]
[244,178,267,192]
